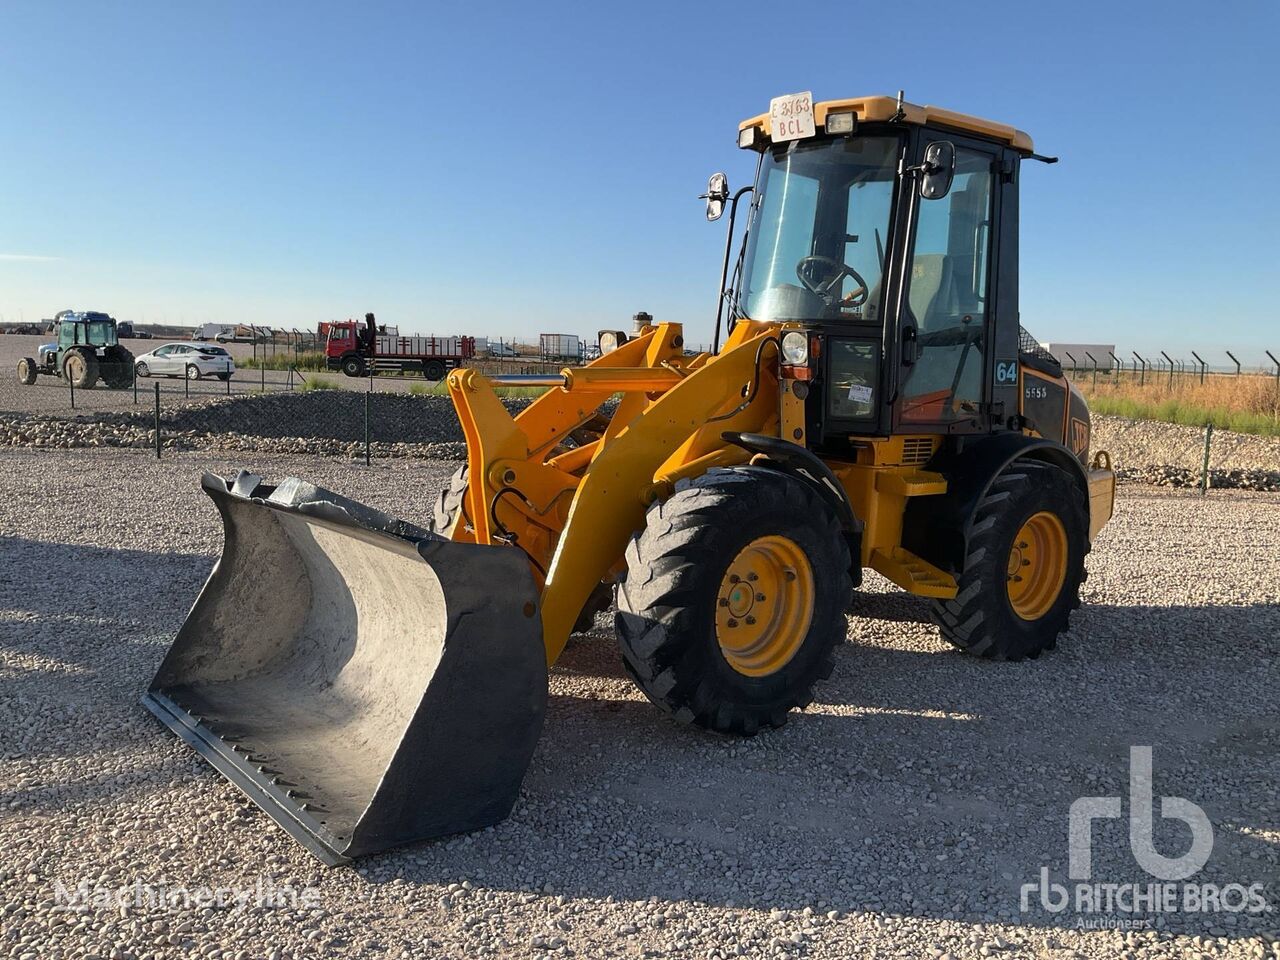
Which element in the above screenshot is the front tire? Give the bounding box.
[931,461,1088,661]
[342,355,365,378]
[615,467,851,735]
[17,357,37,385]
[135,362,150,377]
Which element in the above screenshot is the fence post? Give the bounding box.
[226,369,231,395]
[364,389,372,466]
[1225,350,1241,376]
[1191,351,1206,384]
[1200,423,1213,495]
[185,368,189,398]
[1266,350,1280,387]
[1108,351,1121,382]
[1133,351,1146,386]
[260,361,266,393]
[1085,351,1098,389]
[1160,351,1174,387]
[154,382,162,459]
[133,362,138,404]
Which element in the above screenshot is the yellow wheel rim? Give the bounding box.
[715,535,814,677]
[1006,511,1069,620]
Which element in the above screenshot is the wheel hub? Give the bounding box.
[1006,510,1068,621]
[715,535,814,677]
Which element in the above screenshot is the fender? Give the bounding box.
[902,433,1089,575]
[722,431,863,586]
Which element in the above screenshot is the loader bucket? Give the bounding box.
[143,472,547,865]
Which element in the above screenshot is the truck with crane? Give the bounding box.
[325,313,475,379]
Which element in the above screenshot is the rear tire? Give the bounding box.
[931,461,1087,661]
[17,357,37,385]
[186,364,202,381]
[615,467,851,735]
[423,360,446,381]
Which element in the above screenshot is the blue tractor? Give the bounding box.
[16,310,135,390]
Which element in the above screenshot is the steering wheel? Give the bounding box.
[795,256,869,307]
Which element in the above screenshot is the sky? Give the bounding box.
[1,0,1277,365]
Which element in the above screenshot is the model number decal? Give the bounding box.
[995,360,1019,384]
[1025,383,1049,400]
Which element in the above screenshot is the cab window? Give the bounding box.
[901,146,995,423]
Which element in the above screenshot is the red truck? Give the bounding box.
[325,313,475,380]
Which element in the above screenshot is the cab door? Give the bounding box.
[895,136,1000,432]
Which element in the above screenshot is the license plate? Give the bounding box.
[770,91,815,143]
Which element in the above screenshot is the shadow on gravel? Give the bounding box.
[358,599,1278,942]
[0,535,212,633]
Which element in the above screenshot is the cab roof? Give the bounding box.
[739,95,1034,153]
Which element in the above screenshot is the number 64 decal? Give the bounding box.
[995,360,1019,384]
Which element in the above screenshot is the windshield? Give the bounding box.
[737,135,900,324]
[84,320,116,346]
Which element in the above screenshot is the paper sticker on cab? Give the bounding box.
[770,92,815,143]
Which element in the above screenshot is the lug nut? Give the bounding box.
[784,570,797,582]
[745,616,756,625]
[747,572,758,582]
[729,574,741,584]
[756,593,766,602]
[727,618,738,628]
[718,598,729,607]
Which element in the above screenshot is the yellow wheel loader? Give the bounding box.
[145,93,1116,864]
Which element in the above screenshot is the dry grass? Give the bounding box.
[1079,371,1280,436]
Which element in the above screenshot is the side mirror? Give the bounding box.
[702,172,729,221]
[919,141,956,200]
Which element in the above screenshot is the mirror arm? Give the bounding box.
[712,185,755,354]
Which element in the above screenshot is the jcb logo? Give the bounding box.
[1070,417,1089,454]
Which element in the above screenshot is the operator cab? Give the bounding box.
[722,94,1039,452]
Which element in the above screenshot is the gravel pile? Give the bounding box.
[1,446,1276,960]
[4,401,1279,492]
[1094,415,1280,489]
[0,410,468,461]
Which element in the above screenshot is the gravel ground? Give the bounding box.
[1,446,1277,959]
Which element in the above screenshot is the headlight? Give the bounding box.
[598,330,627,355]
[781,331,808,365]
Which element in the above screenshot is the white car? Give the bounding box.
[135,343,236,381]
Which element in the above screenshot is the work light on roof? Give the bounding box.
[825,112,855,135]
